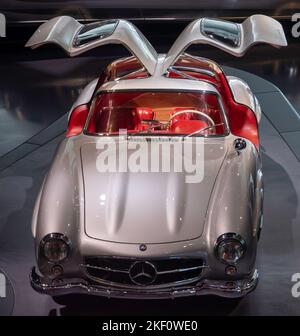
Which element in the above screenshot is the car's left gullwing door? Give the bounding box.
[162,14,287,74]
[25,16,158,75]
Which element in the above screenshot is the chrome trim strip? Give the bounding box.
[168,67,199,81]
[172,66,216,77]
[98,77,219,93]
[86,273,203,290]
[82,263,206,275]
[81,257,207,289]
[157,265,205,275]
[30,267,259,299]
[114,67,147,81]
[82,263,129,274]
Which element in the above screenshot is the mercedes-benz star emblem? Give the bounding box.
[129,261,157,286]
[139,244,147,252]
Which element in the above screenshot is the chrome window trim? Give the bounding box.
[114,67,147,81]
[171,65,216,78]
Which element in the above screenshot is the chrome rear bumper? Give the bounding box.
[30,267,258,299]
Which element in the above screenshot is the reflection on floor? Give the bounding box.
[0,56,114,159]
[0,44,300,315]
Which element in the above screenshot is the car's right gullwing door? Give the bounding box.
[162,15,287,74]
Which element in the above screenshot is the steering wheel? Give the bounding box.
[169,109,215,127]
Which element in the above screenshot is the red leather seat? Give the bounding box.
[169,108,209,134]
[170,107,196,125]
[169,120,209,134]
[135,107,155,130]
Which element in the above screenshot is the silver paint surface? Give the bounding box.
[26,15,287,79]
[227,75,262,123]
[26,16,158,75]
[81,138,227,244]
[27,14,277,298]
[163,15,287,73]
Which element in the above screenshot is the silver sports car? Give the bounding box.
[27,15,287,299]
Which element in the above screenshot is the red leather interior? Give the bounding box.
[169,108,209,134]
[94,55,259,148]
[135,107,155,130]
[169,55,259,149]
[170,107,196,124]
[169,120,209,134]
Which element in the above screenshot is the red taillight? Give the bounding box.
[66,104,89,138]
[228,103,259,149]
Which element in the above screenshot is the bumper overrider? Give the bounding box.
[30,267,258,299]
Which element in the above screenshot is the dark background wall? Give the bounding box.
[0,0,299,59]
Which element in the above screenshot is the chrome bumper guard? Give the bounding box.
[30,267,258,299]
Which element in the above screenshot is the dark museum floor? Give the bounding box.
[0,39,300,315]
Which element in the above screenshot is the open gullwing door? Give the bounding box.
[162,14,287,74]
[25,15,287,77]
[25,16,158,75]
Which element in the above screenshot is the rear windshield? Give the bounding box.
[86,91,228,137]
